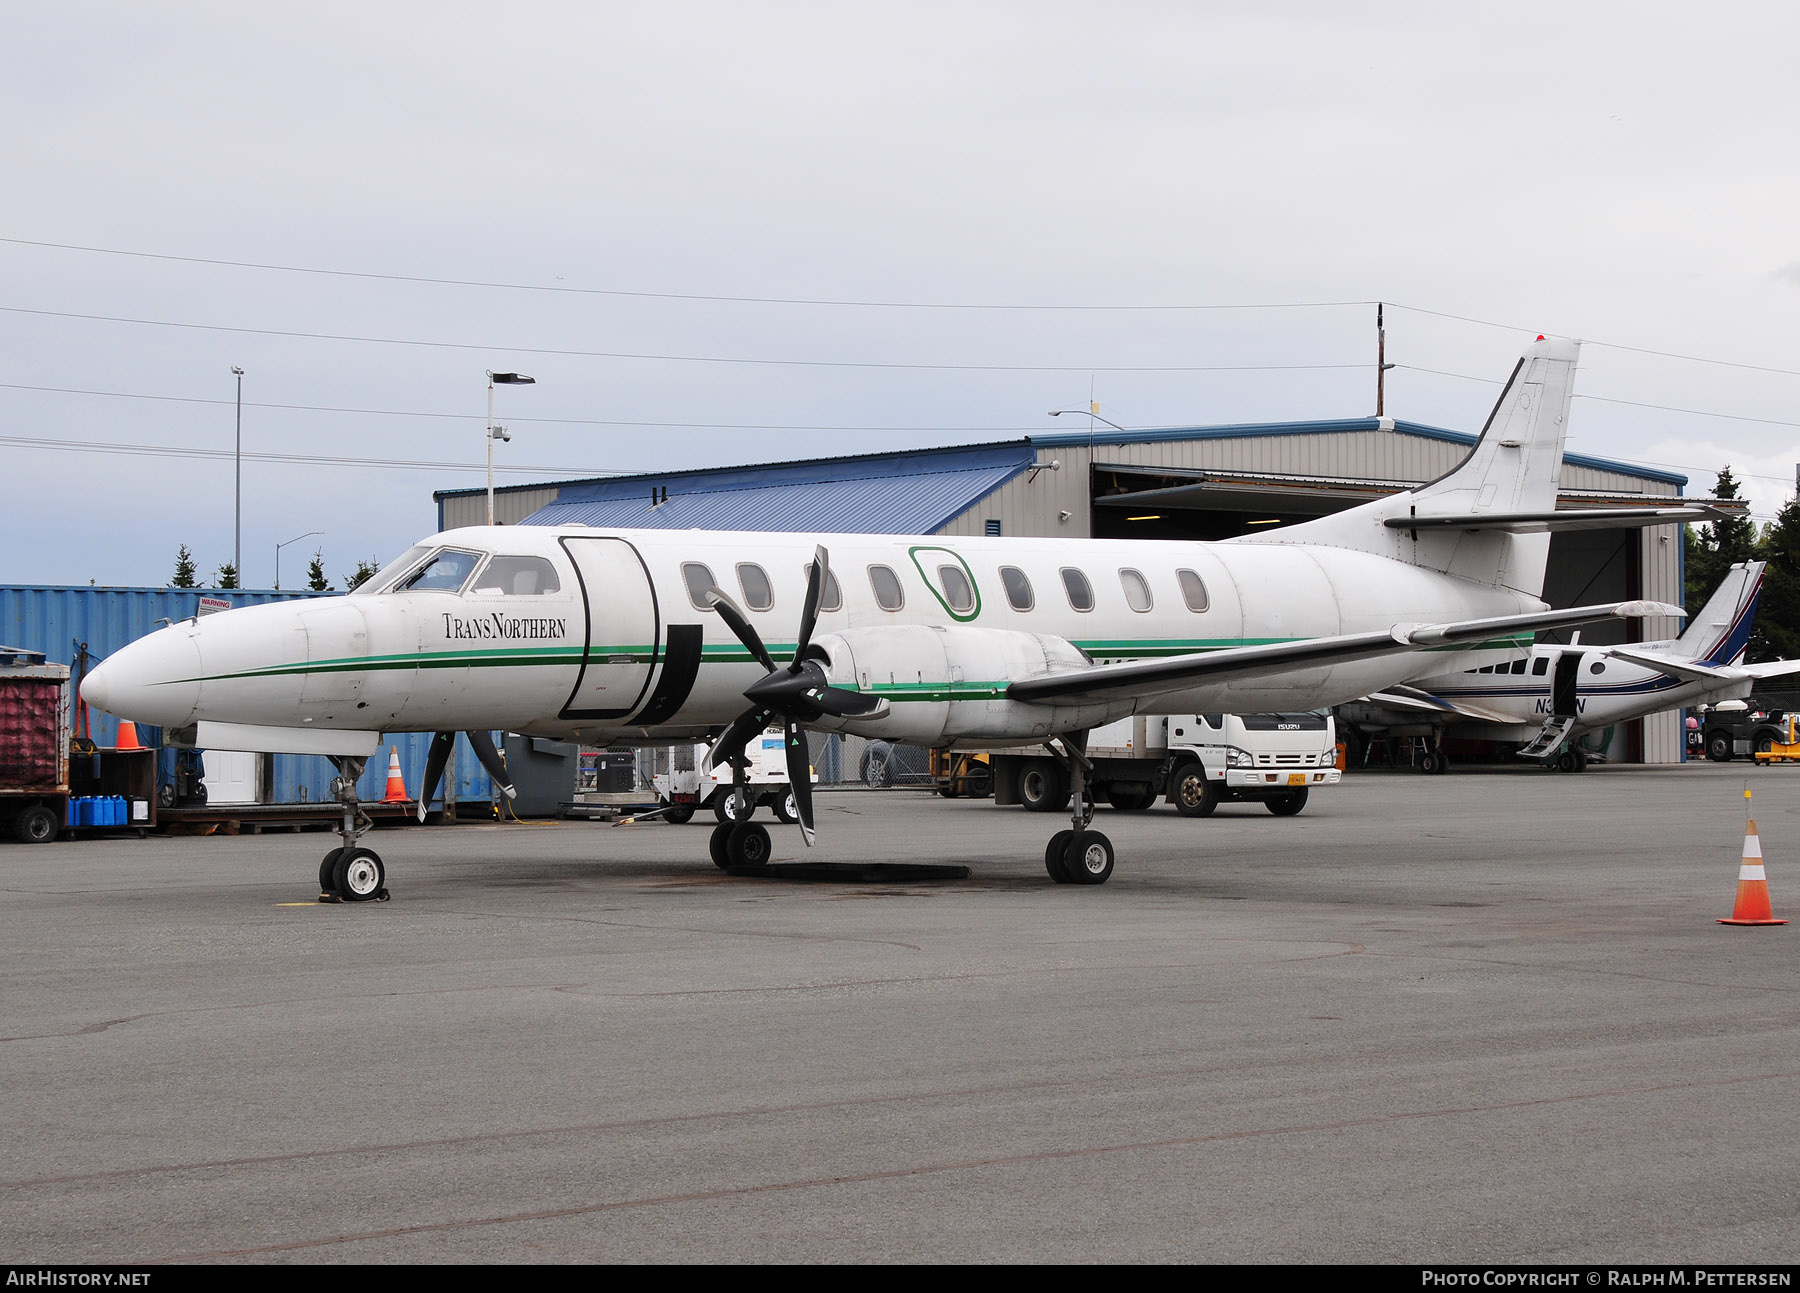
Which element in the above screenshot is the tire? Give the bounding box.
[1018,760,1070,813]
[1170,761,1217,818]
[1266,789,1308,817]
[1556,750,1578,773]
[332,847,385,902]
[713,791,753,824]
[863,746,893,789]
[1418,749,1440,774]
[772,790,800,825]
[708,823,733,869]
[1706,730,1733,763]
[1754,730,1778,757]
[726,822,773,868]
[319,847,345,891]
[14,804,57,845]
[1044,829,1074,883]
[662,803,694,825]
[1107,784,1155,811]
[1064,830,1115,884]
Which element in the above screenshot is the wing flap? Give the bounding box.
[1006,601,1681,706]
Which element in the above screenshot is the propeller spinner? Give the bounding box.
[703,545,880,844]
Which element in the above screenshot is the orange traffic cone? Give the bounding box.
[114,721,140,751]
[1719,818,1787,926]
[381,745,409,803]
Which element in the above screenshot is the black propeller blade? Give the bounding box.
[415,729,517,824]
[701,545,878,847]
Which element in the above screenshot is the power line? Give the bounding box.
[0,236,1372,313]
[1394,365,1800,429]
[0,433,621,477]
[0,305,1365,375]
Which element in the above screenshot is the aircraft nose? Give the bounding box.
[81,626,204,729]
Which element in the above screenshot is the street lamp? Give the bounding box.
[1047,406,1129,434]
[275,530,323,591]
[487,371,536,525]
[232,366,244,581]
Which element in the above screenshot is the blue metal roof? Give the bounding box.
[516,442,1036,533]
[1029,418,1688,487]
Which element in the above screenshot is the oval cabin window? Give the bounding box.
[682,562,718,611]
[1119,568,1152,613]
[736,563,773,611]
[804,561,843,612]
[868,565,905,611]
[938,564,975,614]
[1177,569,1210,613]
[1000,566,1034,611]
[1061,568,1094,613]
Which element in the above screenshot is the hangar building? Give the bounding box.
[436,416,1694,763]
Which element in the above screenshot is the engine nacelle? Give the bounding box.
[808,625,1132,746]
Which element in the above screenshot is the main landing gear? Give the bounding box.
[318,754,389,903]
[1042,732,1115,885]
[707,758,777,870]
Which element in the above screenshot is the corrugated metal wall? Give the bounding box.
[0,587,498,808]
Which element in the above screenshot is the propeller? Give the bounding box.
[703,545,881,844]
[416,729,516,823]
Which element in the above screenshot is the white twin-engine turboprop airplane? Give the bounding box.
[83,337,1703,898]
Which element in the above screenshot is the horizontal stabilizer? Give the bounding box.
[1743,658,1800,681]
[1383,506,1716,535]
[1007,600,1682,706]
[1601,646,1734,685]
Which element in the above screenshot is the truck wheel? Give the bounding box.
[1018,760,1069,813]
[1706,730,1733,762]
[662,800,694,825]
[1107,784,1156,811]
[1754,730,1779,757]
[713,792,754,824]
[14,804,58,844]
[1170,762,1217,818]
[772,791,800,824]
[1266,789,1308,817]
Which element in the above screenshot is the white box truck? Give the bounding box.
[990,711,1341,817]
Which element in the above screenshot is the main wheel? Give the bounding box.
[1044,829,1074,883]
[1170,761,1217,818]
[13,804,57,844]
[726,822,773,868]
[1706,730,1733,762]
[1018,760,1070,813]
[1266,789,1308,816]
[772,790,800,824]
[332,848,385,902]
[713,791,754,824]
[1556,749,1578,773]
[708,823,733,869]
[319,846,346,891]
[1064,830,1115,885]
[662,801,695,825]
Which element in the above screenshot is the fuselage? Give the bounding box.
[83,525,1545,751]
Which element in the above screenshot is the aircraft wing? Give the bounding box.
[1363,685,1516,724]
[1383,506,1717,535]
[1007,600,1681,705]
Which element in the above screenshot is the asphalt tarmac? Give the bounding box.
[3,764,1797,1264]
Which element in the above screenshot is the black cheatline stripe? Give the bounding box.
[633,625,706,726]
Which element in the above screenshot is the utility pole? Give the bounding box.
[1375,303,1395,417]
[232,366,244,580]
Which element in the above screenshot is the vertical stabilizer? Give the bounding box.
[1237,337,1580,597]
[1672,561,1764,665]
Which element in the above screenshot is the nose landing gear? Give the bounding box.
[318,755,389,903]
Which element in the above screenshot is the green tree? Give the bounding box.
[1751,496,1800,663]
[307,549,331,592]
[171,544,198,588]
[1685,466,1756,610]
[344,559,379,592]
[215,563,240,590]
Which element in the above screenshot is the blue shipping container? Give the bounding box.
[0,586,497,808]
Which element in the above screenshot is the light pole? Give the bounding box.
[275,530,323,591]
[486,371,536,525]
[1047,406,1129,434]
[232,366,244,582]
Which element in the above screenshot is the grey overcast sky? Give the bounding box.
[5,1,1798,588]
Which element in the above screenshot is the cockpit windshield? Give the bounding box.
[350,545,434,596]
[396,549,484,593]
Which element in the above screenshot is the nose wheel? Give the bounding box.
[317,756,390,902]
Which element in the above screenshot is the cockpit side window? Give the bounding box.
[352,544,434,596]
[397,548,482,593]
[471,556,562,597]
